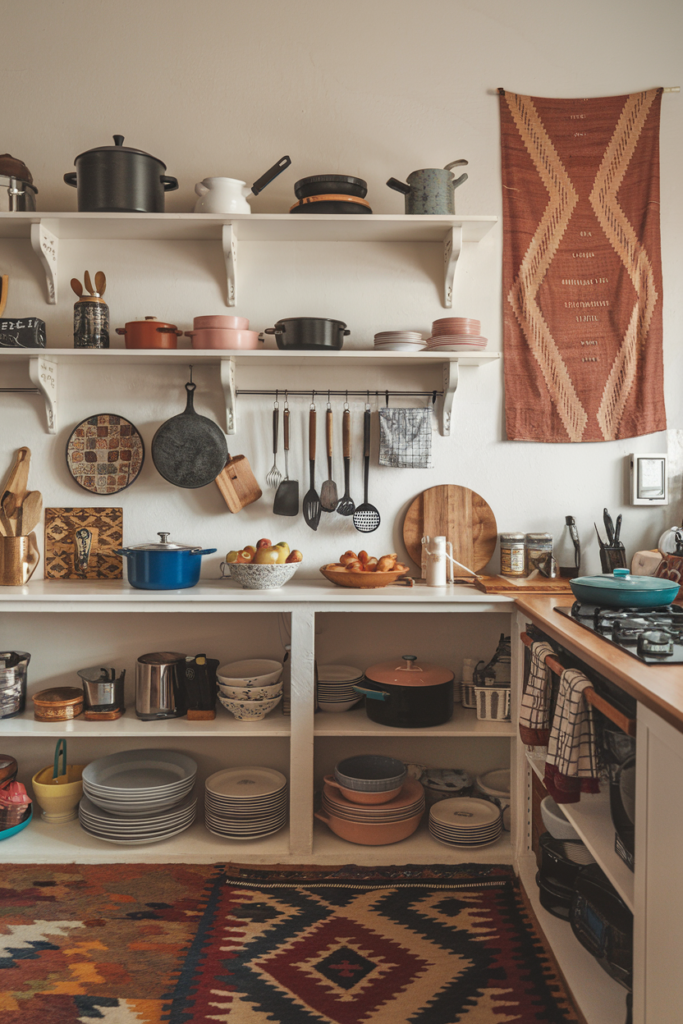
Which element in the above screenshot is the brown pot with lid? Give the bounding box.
[353,654,454,728]
[115,317,183,349]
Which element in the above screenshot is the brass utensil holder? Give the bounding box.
[0,534,39,585]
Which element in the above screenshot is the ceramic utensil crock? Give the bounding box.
[387,160,469,214]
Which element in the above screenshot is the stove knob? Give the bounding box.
[637,630,674,657]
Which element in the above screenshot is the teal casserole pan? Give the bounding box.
[570,569,680,609]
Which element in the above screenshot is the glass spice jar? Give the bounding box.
[500,532,526,577]
[526,532,554,575]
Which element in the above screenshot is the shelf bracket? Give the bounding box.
[440,360,459,436]
[222,223,237,307]
[220,357,237,435]
[28,355,57,433]
[30,221,59,305]
[443,225,463,308]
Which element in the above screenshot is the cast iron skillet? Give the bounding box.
[152,381,227,488]
[294,174,367,199]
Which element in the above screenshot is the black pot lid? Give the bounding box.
[127,532,195,551]
[73,135,167,169]
[274,317,348,327]
[295,174,367,189]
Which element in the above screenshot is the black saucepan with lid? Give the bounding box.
[353,654,454,728]
[64,135,179,212]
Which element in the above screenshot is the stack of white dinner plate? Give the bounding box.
[79,749,197,844]
[373,331,425,352]
[425,317,488,353]
[428,796,502,848]
[204,766,288,840]
[316,664,364,712]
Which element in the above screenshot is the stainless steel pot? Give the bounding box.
[135,652,186,720]
[0,651,30,719]
[0,175,37,212]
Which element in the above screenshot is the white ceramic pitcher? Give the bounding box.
[193,156,291,215]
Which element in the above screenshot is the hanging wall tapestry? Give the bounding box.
[499,88,665,442]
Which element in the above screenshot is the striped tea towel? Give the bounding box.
[519,641,554,746]
[379,408,432,468]
[545,666,600,804]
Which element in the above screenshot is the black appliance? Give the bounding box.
[556,602,683,664]
[603,729,637,871]
[570,863,633,991]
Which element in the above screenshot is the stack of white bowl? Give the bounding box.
[373,331,425,353]
[426,317,488,353]
[204,766,287,839]
[316,664,364,712]
[216,659,283,721]
[429,796,502,848]
[79,749,197,845]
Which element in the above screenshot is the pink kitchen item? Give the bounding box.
[193,315,249,330]
[184,328,263,350]
[0,780,31,829]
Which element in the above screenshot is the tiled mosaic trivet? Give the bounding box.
[66,413,144,494]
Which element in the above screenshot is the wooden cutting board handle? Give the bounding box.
[215,455,262,513]
[1,447,31,508]
[0,275,8,318]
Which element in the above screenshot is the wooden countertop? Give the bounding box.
[515,596,683,733]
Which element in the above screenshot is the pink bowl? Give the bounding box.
[185,328,263,350]
[193,315,249,330]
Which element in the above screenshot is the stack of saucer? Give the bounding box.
[429,796,502,848]
[204,766,287,840]
[374,331,425,353]
[426,317,488,353]
[316,664,364,713]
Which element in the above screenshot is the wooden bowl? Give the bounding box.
[319,566,411,589]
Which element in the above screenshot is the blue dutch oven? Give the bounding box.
[116,532,216,590]
[570,568,680,609]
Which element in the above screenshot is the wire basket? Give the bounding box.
[461,681,477,708]
[474,685,511,721]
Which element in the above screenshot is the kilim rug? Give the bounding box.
[0,863,582,1023]
[499,87,665,442]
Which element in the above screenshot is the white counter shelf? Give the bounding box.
[315,704,515,738]
[1,706,291,738]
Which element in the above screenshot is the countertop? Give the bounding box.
[515,595,683,733]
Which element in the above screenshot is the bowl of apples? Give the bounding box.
[222,539,303,590]
[320,550,412,589]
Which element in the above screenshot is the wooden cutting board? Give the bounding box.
[215,454,262,513]
[403,485,497,574]
[471,575,574,594]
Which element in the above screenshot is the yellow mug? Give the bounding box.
[0,534,40,585]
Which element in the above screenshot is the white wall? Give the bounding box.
[1,0,682,582]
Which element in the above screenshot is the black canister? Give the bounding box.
[64,135,178,213]
[74,299,109,349]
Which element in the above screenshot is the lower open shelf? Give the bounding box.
[312,819,513,865]
[518,855,629,1024]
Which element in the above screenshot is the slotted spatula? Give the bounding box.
[273,406,299,516]
[303,405,321,531]
[336,407,355,516]
[353,408,381,533]
[320,404,338,512]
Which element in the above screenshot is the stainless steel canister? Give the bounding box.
[135,652,186,720]
[0,651,31,719]
[0,175,37,212]
[78,666,126,713]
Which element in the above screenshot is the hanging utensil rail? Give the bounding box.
[236,389,441,399]
[520,631,636,736]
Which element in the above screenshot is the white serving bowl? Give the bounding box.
[317,698,362,713]
[218,693,282,720]
[218,681,283,700]
[540,795,580,840]
[217,659,283,687]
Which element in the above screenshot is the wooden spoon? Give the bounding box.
[0,274,8,317]
[1,493,18,536]
[84,270,94,295]
[95,271,106,297]
[19,491,42,536]
[71,278,83,298]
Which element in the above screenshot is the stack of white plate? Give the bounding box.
[426,317,488,353]
[429,796,502,848]
[204,766,288,840]
[316,664,364,712]
[373,331,425,353]
[80,749,198,844]
[79,793,197,845]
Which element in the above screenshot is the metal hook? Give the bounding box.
[366,389,371,412]
[284,389,289,410]
[188,365,193,384]
[344,389,349,411]
[274,388,279,410]
[311,389,315,409]
[432,390,437,405]
[327,389,331,410]
[385,390,389,408]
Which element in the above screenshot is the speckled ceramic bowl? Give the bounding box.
[217,660,283,687]
[217,681,283,701]
[226,563,300,590]
[217,693,282,720]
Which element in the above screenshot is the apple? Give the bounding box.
[236,549,254,563]
[275,541,290,557]
[225,550,239,564]
[286,550,303,564]
[256,538,272,551]
[254,545,281,565]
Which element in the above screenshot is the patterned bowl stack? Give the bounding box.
[216,659,283,721]
[426,318,488,353]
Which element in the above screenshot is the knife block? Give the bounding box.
[215,455,262,513]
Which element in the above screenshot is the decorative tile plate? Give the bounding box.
[66,413,144,494]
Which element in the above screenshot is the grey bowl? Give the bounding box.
[226,563,299,590]
[334,755,407,792]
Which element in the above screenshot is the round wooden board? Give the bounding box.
[403,485,497,573]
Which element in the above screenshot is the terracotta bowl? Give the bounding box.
[319,565,411,589]
[315,807,423,845]
[323,775,402,804]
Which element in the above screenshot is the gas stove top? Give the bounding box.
[555,602,683,664]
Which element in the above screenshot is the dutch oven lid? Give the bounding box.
[0,153,34,184]
[73,135,167,169]
[274,317,348,327]
[126,316,179,328]
[295,174,367,189]
[365,654,454,688]
[575,569,680,593]
[127,532,195,551]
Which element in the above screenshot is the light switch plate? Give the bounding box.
[630,453,668,505]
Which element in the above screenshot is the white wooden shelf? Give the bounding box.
[0,211,497,308]
[0,706,290,738]
[518,854,629,1024]
[527,751,634,911]
[0,348,500,437]
[315,705,515,738]
[313,818,513,865]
